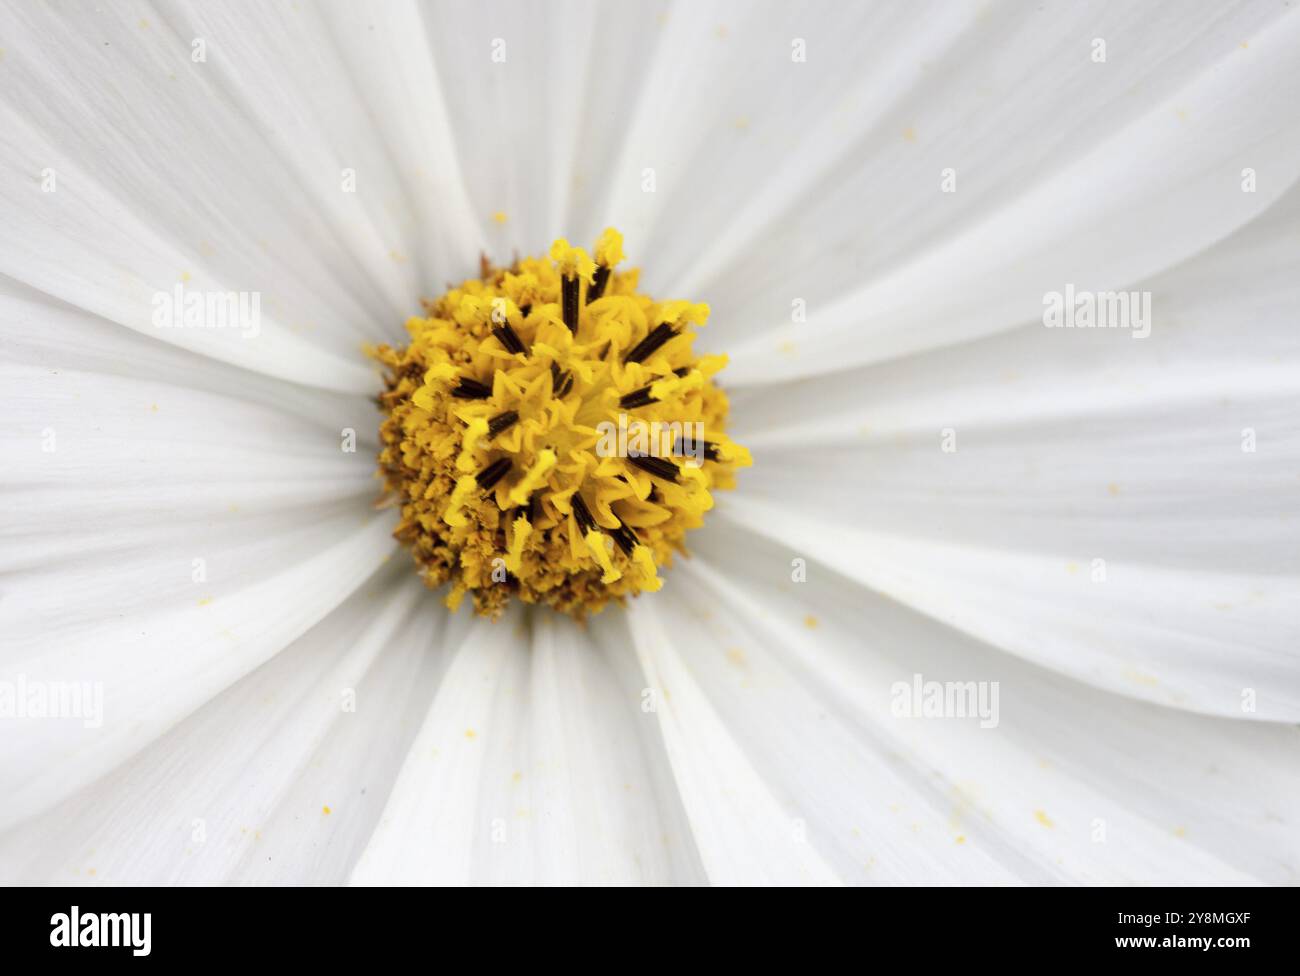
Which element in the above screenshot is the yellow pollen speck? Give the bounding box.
[150,403,158,413]
[1174,825,1187,838]
[180,271,191,283]
[955,835,966,844]
[492,211,508,224]
[464,728,477,739]
[197,596,212,606]
[1034,810,1054,828]
[902,126,917,142]
[803,614,819,629]
[369,229,749,618]
[1123,668,1159,687]
[322,805,331,815]
[1107,483,1120,496]
[725,647,747,667]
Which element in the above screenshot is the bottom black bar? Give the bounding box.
[0,886,1291,962]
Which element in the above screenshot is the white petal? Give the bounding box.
[0,567,443,883]
[708,4,1300,384]
[722,187,1300,717]
[0,511,395,830]
[625,596,852,885]
[349,606,702,884]
[423,0,599,251]
[0,0,482,390]
[719,494,1300,720]
[683,523,1300,883]
[0,287,395,826]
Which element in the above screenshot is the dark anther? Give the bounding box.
[571,493,598,534]
[588,265,612,303]
[475,457,512,491]
[562,276,580,333]
[611,520,640,556]
[519,303,532,318]
[672,366,692,377]
[624,322,678,363]
[619,385,659,409]
[675,436,721,462]
[550,362,573,397]
[452,377,493,399]
[492,323,527,356]
[628,455,680,483]
[487,410,519,439]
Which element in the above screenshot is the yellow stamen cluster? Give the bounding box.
[371,229,751,618]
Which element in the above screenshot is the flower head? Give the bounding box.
[371,231,750,616]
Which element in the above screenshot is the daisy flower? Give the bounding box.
[1,0,1298,886]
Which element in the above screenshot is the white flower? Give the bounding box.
[1,0,1298,885]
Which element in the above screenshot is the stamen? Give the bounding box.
[571,492,598,534]
[493,322,527,356]
[505,513,532,573]
[611,519,640,556]
[619,385,659,409]
[624,322,678,363]
[452,377,493,399]
[550,239,595,335]
[475,456,512,491]
[588,265,611,303]
[561,276,579,332]
[589,228,624,304]
[487,410,519,439]
[550,362,573,398]
[628,455,680,483]
[675,436,722,462]
[514,491,538,526]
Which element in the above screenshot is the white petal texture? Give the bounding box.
[725,182,1300,721]
[1,0,1298,886]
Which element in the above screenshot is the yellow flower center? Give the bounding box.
[370,228,751,618]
